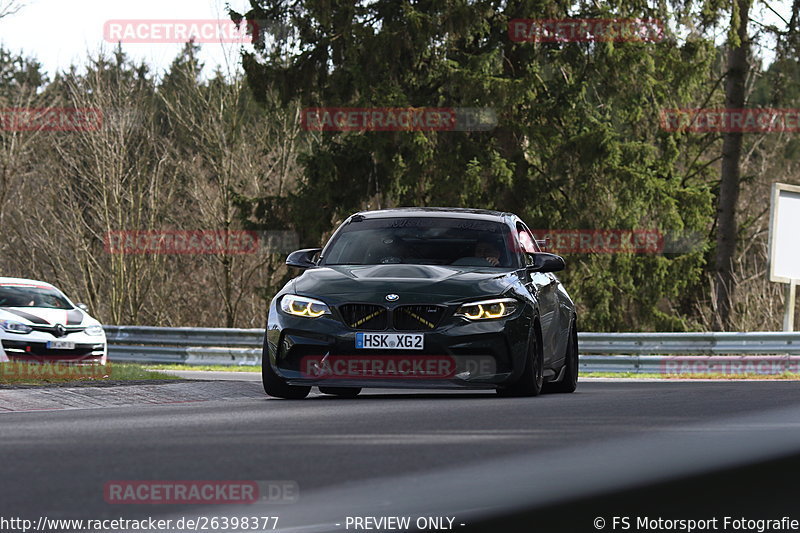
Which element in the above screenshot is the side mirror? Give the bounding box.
[286,248,322,269]
[75,303,90,313]
[527,252,565,273]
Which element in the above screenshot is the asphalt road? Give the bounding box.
[3,380,800,532]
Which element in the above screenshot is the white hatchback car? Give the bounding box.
[0,277,107,364]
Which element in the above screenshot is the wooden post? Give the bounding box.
[785,279,797,332]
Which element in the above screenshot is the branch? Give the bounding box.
[0,0,23,19]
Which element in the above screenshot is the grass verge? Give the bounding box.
[584,372,800,379]
[0,362,178,386]
[148,365,800,380]
[146,364,260,373]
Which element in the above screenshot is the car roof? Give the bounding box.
[0,277,58,289]
[352,207,516,222]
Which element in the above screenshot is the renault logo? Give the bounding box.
[385,294,399,302]
[54,324,67,337]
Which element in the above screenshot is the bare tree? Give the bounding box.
[0,0,23,19]
[159,73,303,327]
[0,48,47,269]
[0,92,39,227]
[10,55,178,324]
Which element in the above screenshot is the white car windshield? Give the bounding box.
[0,285,73,309]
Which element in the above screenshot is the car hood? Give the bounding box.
[292,264,519,303]
[0,307,97,327]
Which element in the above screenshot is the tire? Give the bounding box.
[262,354,311,400]
[497,325,543,397]
[544,319,578,394]
[319,386,362,398]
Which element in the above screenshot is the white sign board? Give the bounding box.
[769,183,800,283]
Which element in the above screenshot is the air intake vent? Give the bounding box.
[339,304,388,330]
[394,305,446,331]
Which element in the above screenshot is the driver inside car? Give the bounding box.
[474,240,502,266]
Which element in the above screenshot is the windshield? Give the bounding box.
[0,284,74,309]
[321,216,516,267]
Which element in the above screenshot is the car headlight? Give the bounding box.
[280,295,331,318]
[84,325,104,336]
[456,298,519,320]
[0,319,32,334]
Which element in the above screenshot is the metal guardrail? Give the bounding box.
[579,332,800,355]
[104,326,263,366]
[580,354,800,374]
[104,327,800,373]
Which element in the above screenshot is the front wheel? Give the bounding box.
[262,356,311,399]
[497,329,543,397]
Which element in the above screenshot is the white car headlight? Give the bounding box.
[84,325,104,336]
[280,295,331,318]
[0,319,32,334]
[456,298,519,320]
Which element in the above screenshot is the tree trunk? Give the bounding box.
[714,0,751,331]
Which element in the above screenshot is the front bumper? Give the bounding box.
[265,301,532,389]
[1,331,107,364]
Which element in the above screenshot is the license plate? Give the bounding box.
[356,333,424,350]
[46,341,75,350]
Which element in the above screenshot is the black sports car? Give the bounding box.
[262,208,578,399]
